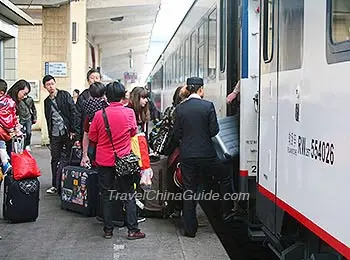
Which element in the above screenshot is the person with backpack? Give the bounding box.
[80,82,108,168]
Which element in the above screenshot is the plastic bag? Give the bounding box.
[131,133,153,189]
[11,150,41,180]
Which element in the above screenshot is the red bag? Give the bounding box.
[11,150,41,180]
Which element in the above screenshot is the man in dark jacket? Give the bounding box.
[173,77,235,237]
[43,74,79,194]
[75,68,101,142]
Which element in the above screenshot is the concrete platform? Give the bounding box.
[0,131,231,260]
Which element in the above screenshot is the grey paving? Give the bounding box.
[0,131,230,260]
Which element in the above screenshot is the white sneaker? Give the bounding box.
[46,186,57,194]
[137,217,146,223]
[25,146,31,151]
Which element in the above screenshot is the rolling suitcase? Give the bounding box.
[60,166,98,216]
[140,156,170,218]
[3,136,40,223]
[56,146,82,196]
[3,175,40,223]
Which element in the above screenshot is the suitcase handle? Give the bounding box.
[12,136,25,154]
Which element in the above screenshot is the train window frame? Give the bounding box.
[326,0,350,64]
[179,44,184,82]
[220,0,226,72]
[190,31,198,77]
[198,21,206,78]
[279,0,304,71]
[208,8,217,80]
[262,0,275,64]
[184,38,190,79]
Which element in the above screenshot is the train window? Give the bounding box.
[176,48,181,83]
[331,0,350,43]
[179,45,184,82]
[198,22,206,78]
[327,0,350,63]
[208,9,217,80]
[279,0,304,71]
[184,38,190,79]
[190,31,198,77]
[262,0,274,63]
[220,0,226,72]
[173,52,177,84]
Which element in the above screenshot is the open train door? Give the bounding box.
[256,0,281,236]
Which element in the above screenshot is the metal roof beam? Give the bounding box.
[87,0,160,10]
[93,32,150,45]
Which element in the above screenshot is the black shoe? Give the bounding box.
[103,231,113,239]
[222,212,235,223]
[181,229,196,238]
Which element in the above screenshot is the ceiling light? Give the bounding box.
[110,16,124,22]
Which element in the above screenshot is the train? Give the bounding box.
[147,0,350,259]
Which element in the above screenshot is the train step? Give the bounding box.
[248,226,266,242]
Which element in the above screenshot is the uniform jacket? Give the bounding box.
[173,94,219,159]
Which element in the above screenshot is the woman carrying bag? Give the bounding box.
[88,81,145,240]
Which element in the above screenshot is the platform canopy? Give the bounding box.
[11,0,161,84]
[86,0,161,83]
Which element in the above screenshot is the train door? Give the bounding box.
[257,0,279,234]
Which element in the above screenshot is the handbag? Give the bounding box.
[102,108,140,177]
[12,150,41,181]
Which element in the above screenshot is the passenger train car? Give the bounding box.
[147,0,349,259]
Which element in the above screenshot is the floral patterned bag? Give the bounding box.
[102,108,140,177]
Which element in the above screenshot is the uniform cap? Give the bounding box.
[186,77,203,86]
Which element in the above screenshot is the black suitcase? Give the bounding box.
[56,146,82,195]
[3,175,40,223]
[60,166,98,216]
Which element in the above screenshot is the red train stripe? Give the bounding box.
[257,184,350,259]
[240,170,248,177]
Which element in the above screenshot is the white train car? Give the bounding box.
[147,0,262,248]
[147,0,259,184]
[258,0,350,259]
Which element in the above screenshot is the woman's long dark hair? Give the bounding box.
[129,87,150,123]
[7,79,31,104]
[172,86,183,106]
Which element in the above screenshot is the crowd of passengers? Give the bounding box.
[0,69,241,240]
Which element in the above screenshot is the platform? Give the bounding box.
[0,131,230,260]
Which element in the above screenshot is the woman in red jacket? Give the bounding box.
[89,81,145,240]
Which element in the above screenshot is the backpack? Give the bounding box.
[149,106,175,154]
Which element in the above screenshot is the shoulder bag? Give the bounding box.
[102,108,140,177]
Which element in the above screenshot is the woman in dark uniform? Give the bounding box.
[173,77,235,237]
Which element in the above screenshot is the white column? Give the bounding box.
[70,0,87,91]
